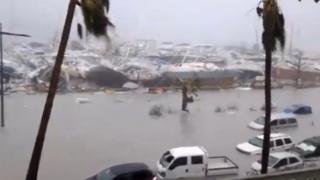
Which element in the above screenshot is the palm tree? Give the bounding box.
[26,0,113,179]
[257,0,285,174]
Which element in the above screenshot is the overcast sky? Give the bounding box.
[0,0,319,52]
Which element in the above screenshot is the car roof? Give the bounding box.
[270,112,296,120]
[170,146,205,157]
[270,152,299,159]
[108,163,150,175]
[257,133,290,140]
[303,136,320,147]
[291,104,310,108]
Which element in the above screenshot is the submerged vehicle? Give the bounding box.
[236,133,293,155]
[156,146,238,179]
[249,113,297,130]
[284,104,312,115]
[87,163,156,180]
[251,152,303,174]
[291,136,320,161]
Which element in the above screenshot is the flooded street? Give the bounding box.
[1,88,320,180]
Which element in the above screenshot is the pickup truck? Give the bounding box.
[290,136,320,166]
[156,146,239,179]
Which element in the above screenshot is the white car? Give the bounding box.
[249,113,297,130]
[237,133,293,155]
[251,152,303,174]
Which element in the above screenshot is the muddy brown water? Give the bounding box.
[0,88,319,180]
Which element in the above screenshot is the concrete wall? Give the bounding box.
[240,167,320,180]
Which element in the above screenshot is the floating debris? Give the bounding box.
[149,104,179,117]
[215,106,225,113]
[76,97,91,104]
[261,103,278,111]
[114,98,133,103]
[249,107,258,111]
[235,87,252,91]
[227,105,239,111]
[149,105,164,117]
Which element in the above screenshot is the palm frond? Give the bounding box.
[80,0,114,38]
[259,0,285,52]
[102,0,110,13]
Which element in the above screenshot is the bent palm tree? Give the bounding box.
[26,0,113,179]
[257,0,285,174]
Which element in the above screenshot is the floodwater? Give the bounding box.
[1,88,320,180]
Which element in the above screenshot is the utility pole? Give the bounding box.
[0,23,4,127]
[26,0,77,179]
[0,23,30,128]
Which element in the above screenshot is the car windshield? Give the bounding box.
[268,156,279,167]
[255,116,265,125]
[97,169,114,180]
[249,137,263,147]
[160,151,174,167]
[296,142,316,154]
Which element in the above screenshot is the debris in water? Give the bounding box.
[227,105,239,111]
[261,103,277,111]
[215,106,224,113]
[76,97,91,104]
[149,104,178,116]
[249,107,258,111]
[114,98,133,103]
[149,105,164,117]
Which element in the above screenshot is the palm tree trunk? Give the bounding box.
[261,34,273,174]
[26,1,77,179]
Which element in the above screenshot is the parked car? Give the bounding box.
[284,104,312,114]
[251,152,303,174]
[87,163,156,180]
[156,146,238,179]
[236,133,293,155]
[248,113,297,130]
[291,136,320,161]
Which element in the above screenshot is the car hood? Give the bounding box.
[251,161,262,172]
[156,161,166,172]
[248,121,264,130]
[237,142,261,154]
[156,161,168,179]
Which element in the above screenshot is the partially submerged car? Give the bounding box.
[291,136,320,161]
[251,152,303,174]
[236,133,293,155]
[87,163,156,180]
[284,104,312,115]
[248,113,297,130]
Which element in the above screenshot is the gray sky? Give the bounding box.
[0,0,319,52]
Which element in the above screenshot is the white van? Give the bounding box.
[236,133,294,155]
[249,113,297,130]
